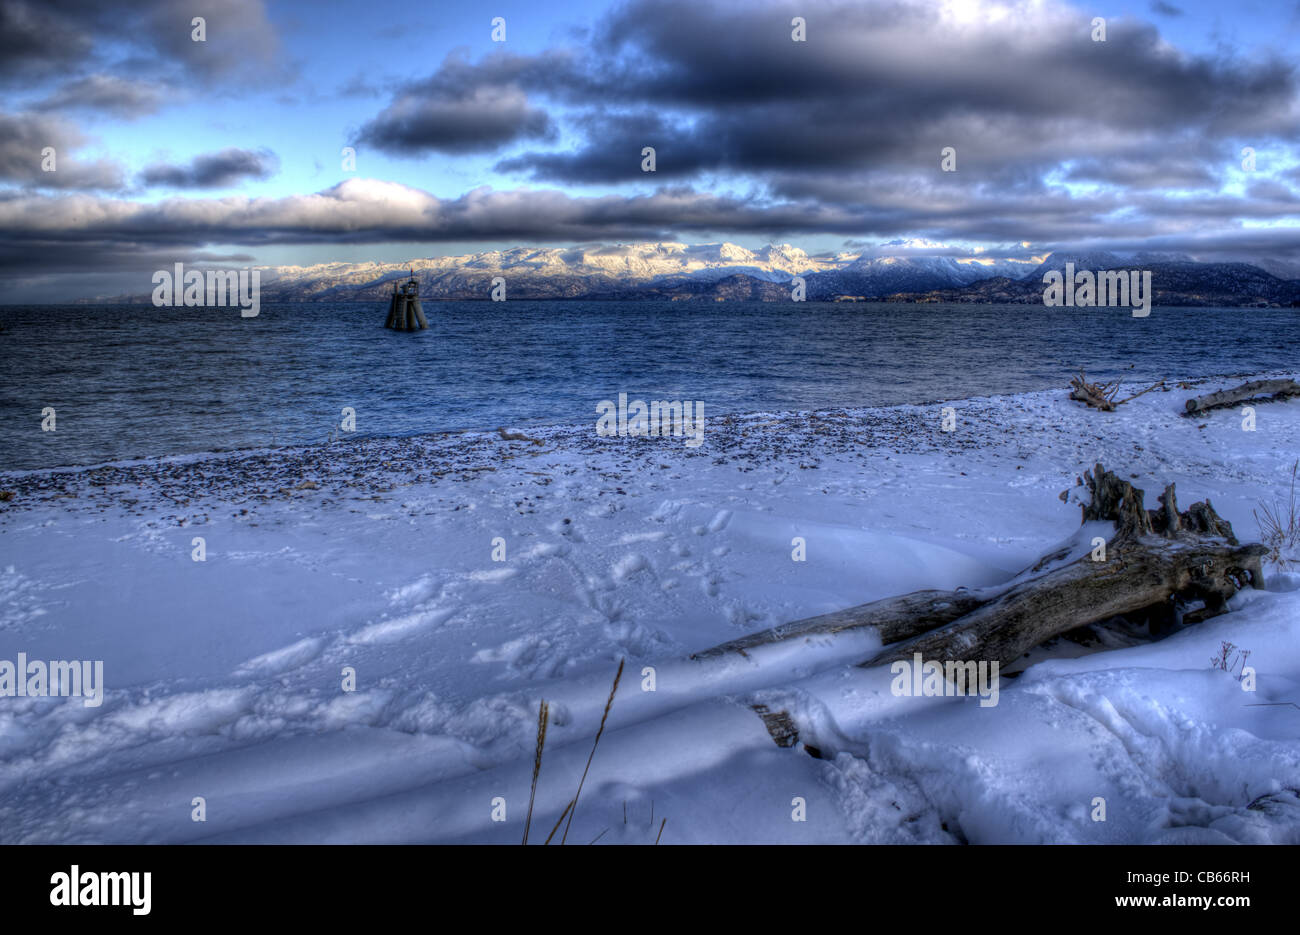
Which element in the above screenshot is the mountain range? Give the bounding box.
[94,242,1300,307]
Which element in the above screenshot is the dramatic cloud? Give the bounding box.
[39,74,166,119]
[2,177,1299,274]
[357,85,554,155]
[138,0,280,82]
[0,0,282,88]
[359,0,1300,188]
[0,179,790,253]
[0,112,126,191]
[353,51,575,154]
[0,0,95,82]
[139,148,281,189]
[3,0,1300,292]
[1062,156,1220,190]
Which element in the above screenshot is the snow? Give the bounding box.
[1,371,1298,843]
[246,239,1041,296]
[257,240,848,292]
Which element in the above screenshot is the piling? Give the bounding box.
[384,270,428,331]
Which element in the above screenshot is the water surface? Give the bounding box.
[1,301,1294,470]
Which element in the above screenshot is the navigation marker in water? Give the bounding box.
[384,270,428,331]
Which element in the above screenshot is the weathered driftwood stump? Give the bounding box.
[1068,370,1165,411]
[1184,378,1300,415]
[693,464,1266,671]
[1069,372,1118,410]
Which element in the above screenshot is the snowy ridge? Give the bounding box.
[106,240,1042,302]
[259,241,852,290]
[85,239,1297,304]
[1,372,1299,843]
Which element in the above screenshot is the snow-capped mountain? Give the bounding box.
[259,242,848,297]
[886,257,1300,307]
[89,241,1299,305]
[829,254,1034,293]
[239,241,1040,302]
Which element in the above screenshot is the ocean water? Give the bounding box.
[0,301,1296,471]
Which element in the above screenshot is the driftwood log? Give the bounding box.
[694,464,1266,671]
[1068,370,1165,411]
[692,588,986,661]
[1184,378,1300,415]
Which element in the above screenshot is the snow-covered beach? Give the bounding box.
[2,371,1299,844]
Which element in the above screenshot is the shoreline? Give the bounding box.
[1,365,1293,488]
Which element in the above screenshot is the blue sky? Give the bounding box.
[3,0,1300,299]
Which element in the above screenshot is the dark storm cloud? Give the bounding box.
[363,0,1300,185]
[356,87,555,155]
[1062,155,1219,190]
[353,51,580,154]
[493,110,721,181]
[0,0,282,91]
[139,148,281,189]
[0,111,126,190]
[5,0,1300,288]
[0,0,96,82]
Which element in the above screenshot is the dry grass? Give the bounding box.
[1255,460,1300,568]
[520,659,666,844]
[521,699,549,845]
[540,658,626,845]
[559,658,624,845]
[543,800,574,845]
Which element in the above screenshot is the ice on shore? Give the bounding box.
[1,372,1298,844]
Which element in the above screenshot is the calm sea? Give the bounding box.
[0,301,1295,471]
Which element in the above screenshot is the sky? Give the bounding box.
[3,0,1300,301]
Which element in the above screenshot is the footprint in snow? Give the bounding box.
[233,636,324,676]
[612,553,651,582]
